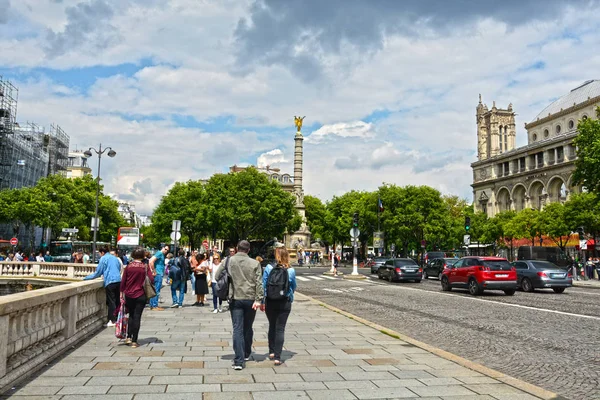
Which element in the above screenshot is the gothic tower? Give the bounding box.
[477,95,516,160]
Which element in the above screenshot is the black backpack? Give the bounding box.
[214,256,232,300]
[266,264,290,301]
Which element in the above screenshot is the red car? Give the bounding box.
[440,256,517,296]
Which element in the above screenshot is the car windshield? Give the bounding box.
[375,258,388,262]
[482,260,512,270]
[531,261,561,270]
[395,259,417,267]
[444,258,458,265]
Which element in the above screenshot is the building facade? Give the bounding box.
[66,150,92,178]
[472,80,600,216]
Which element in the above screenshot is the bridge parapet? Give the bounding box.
[0,261,97,279]
[0,278,105,391]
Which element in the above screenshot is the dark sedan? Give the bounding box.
[370,257,391,274]
[378,258,422,283]
[512,260,573,293]
[423,258,459,280]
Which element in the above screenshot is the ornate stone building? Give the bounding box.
[472,80,600,216]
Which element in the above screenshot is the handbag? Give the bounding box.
[115,297,128,339]
[144,264,157,301]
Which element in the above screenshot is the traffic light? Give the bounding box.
[353,212,359,227]
[465,216,471,232]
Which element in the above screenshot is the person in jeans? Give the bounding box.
[169,249,190,308]
[216,240,263,370]
[83,247,122,326]
[209,253,223,313]
[120,247,153,347]
[262,246,297,365]
[149,245,169,311]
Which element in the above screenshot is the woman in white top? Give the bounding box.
[35,252,45,262]
[209,254,223,313]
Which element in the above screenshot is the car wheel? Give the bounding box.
[553,287,566,294]
[423,270,428,279]
[378,272,383,280]
[468,279,482,296]
[388,272,394,283]
[521,278,534,293]
[441,277,452,291]
[504,289,515,296]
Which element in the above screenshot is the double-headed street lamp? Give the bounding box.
[84,144,116,262]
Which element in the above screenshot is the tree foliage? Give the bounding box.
[573,106,600,193]
[150,168,301,246]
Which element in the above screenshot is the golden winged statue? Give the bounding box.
[294,116,305,132]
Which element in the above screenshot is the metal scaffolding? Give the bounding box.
[0,76,70,190]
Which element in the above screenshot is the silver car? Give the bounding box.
[512,260,572,293]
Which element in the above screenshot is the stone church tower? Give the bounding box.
[477,95,516,160]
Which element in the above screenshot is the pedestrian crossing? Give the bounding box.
[296,274,381,285]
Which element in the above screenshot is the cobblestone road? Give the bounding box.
[296,267,600,400]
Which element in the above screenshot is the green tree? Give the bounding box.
[539,202,571,250]
[573,106,600,193]
[304,195,331,244]
[505,209,542,246]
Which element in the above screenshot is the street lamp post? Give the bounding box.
[84,144,116,263]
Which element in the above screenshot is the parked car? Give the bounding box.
[512,260,572,293]
[378,258,422,283]
[423,258,459,280]
[370,257,391,274]
[424,251,445,265]
[441,256,517,296]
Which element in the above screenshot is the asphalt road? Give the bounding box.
[294,266,600,400]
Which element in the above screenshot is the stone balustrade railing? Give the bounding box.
[0,261,97,280]
[0,279,106,391]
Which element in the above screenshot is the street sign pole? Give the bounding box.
[172,220,181,256]
[349,227,360,276]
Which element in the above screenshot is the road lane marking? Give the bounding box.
[307,276,324,280]
[321,275,337,280]
[380,284,600,321]
[297,276,310,282]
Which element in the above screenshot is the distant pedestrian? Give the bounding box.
[120,247,154,348]
[193,253,209,306]
[82,251,90,264]
[333,253,339,276]
[262,246,297,365]
[149,245,169,311]
[83,246,122,326]
[209,253,223,313]
[35,251,45,262]
[169,249,189,308]
[165,253,174,286]
[189,250,199,295]
[216,240,263,370]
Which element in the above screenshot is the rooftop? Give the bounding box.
[532,80,600,122]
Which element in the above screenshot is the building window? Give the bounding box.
[557,146,564,163]
[582,115,588,120]
[568,120,575,130]
[555,124,561,134]
[519,157,526,172]
[532,133,537,141]
[543,129,549,138]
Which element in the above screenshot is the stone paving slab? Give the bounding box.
[1,287,550,399]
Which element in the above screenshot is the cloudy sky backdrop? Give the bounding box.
[1,0,599,213]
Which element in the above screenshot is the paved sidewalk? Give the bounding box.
[2,286,551,400]
[573,279,600,289]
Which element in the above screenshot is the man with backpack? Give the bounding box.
[215,240,263,370]
[169,249,190,308]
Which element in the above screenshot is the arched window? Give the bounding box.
[568,120,575,130]
[544,129,549,138]
[555,124,561,134]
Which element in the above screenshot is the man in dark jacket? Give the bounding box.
[169,249,190,308]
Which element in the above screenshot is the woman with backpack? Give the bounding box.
[261,246,297,365]
[169,249,189,308]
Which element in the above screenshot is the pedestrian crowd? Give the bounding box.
[81,240,298,368]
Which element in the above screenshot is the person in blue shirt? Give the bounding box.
[148,245,169,310]
[83,246,122,327]
[261,245,297,365]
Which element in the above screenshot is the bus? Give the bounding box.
[117,227,140,254]
[49,240,109,262]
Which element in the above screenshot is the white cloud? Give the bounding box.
[2,1,600,214]
[307,121,375,144]
[257,149,286,168]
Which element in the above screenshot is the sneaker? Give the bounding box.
[212,309,218,314]
[105,321,115,327]
[170,304,178,308]
[178,305,183,308]
[200,302,205,307]
[218,308,223,313]
[232,365,243,371]
[244,355,252,361]
[125,338,132,345]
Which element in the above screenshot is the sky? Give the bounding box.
[1,0,600,214]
